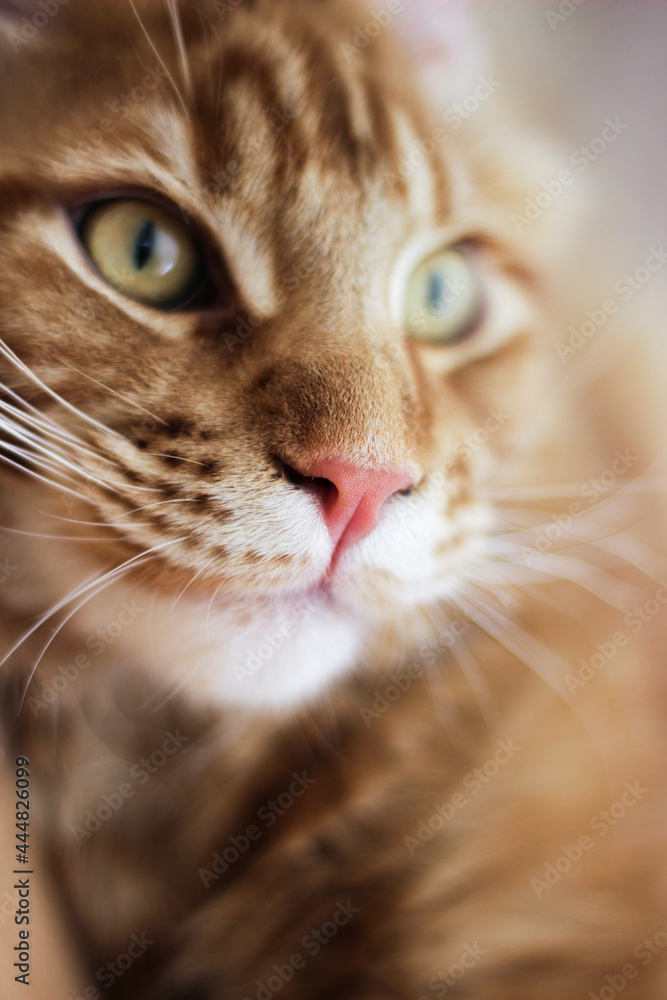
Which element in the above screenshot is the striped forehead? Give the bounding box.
[39,2,454,317]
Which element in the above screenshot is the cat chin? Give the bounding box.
[196,603,366,711]
[126,586,368,713]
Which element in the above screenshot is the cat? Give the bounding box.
[0,1,665,998]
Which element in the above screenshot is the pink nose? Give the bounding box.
[282,455,414,566]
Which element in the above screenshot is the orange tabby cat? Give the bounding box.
[0,1,665,998]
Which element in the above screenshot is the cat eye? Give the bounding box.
[78,199,205,309]
[403,247,483,344]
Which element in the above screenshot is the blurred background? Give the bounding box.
[477,0,666,295]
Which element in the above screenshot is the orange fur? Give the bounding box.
[0,2,665,998]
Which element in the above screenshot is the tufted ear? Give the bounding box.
[373,0,487,111]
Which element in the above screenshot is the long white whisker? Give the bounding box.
[485,478,667,501]
[0,339,123,440]
[0,537,185,673]
[0,396,106,461]
[0,450,89,501]
[0,524,129,543]
[166,0,194,100]
[56,359,168,427]
[129,0,188,114]
[18,561,142,714]
[168,555,218,616]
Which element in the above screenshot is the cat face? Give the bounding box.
[0,0,543,707]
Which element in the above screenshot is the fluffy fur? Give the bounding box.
[0,2,665,998]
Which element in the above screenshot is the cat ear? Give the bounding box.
[374,0,488,111]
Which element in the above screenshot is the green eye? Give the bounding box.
[403,247,482,343]
[80,200,204,309]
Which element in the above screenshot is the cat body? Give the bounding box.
[0,2,665,997]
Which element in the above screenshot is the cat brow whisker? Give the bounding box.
[166,0,194,101]
[129,0,189,114]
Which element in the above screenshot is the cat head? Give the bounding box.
[0,0,548,709]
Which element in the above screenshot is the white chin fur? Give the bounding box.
[200,602,365,710]
[101,587,368,714]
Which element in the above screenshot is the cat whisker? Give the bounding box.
[167,555,218,617]
[0,397,103,460]
[429,604,499,733]
[0,338,123,441]
[0,524,132,543]
[0,414,138,495]
[482,538,638,610]
[56,359,169,427]
[452,585,573,696]
[17,546,179,715]
[18,562,140,714]
[166,0,194,101]
[484,478,667,501]
[0,448,90,502]
[0,537,185,676]
[129,0,189,114]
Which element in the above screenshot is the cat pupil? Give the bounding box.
[134,220,154,270]
[428,270,446,316]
